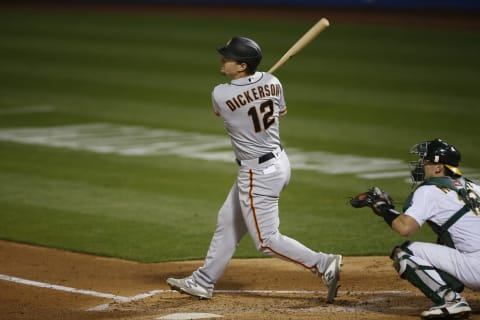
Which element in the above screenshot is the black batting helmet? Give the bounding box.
[217,36,262,72]
[409,138,462,181]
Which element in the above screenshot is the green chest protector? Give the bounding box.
[403,176,479,249]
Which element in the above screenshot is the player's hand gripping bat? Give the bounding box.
[268,18,330,74]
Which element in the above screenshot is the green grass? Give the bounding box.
[0,9,479,262]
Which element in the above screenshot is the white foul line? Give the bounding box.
[0,273,411,312]
[0,273,166,311]
[88,290,167,311]
[0,273,129,301]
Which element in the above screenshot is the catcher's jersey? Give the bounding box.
[212,72,287,160]
[404,182,480,254]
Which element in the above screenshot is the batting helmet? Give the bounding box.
[217,36,262,72]
[409,138,462,181]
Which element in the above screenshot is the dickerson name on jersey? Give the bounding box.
[225,84,281,111]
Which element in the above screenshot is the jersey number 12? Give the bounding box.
[247,100,275,133]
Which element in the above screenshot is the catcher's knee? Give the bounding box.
[390,241,413,272]
[390,242,411,275]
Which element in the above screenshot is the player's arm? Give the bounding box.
[212,93,221,117]
[391,214,421,237]
[277,84,287,117]
[350,187,420,237]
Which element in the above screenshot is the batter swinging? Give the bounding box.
[167,36,342,303]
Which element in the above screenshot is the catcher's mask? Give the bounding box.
[217,36,262,73]
[409,138,462,183]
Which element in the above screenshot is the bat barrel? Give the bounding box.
[268,18,330,74]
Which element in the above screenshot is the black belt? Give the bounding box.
[236,145,283,166]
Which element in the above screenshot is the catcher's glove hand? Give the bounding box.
[350,187,395,216]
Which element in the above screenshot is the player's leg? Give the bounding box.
[407,241,480,290]
[193,182,248,287]
[167,182,247,298]
[238,152,341,302]
[391,242,471,318]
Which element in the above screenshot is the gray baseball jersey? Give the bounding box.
[212,71,286,160]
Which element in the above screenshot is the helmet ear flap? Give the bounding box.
[427,139,462,174]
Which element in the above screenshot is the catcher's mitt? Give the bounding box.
[350,187,395,216]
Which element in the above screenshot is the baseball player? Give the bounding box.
[351,138,480,319]
[167,36,342,303]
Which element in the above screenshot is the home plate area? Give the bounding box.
[106,288,430,320]
[95,272,480,320]
[117,288,480,320]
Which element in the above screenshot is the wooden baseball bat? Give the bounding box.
[268,18,330,74]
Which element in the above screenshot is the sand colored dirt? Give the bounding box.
[1,240,479,320]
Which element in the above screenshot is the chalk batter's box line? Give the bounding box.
[0,273,411,311]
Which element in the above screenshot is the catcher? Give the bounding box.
[350,138,480,319]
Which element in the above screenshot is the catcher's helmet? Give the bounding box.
[409,138,462,182]
[217,36,262,72]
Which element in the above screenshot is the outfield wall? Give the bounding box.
[66,0,480,11]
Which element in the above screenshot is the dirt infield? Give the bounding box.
[1,240,479,320]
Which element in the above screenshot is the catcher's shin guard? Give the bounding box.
[391,247,455,305]
[437,269,464,293]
